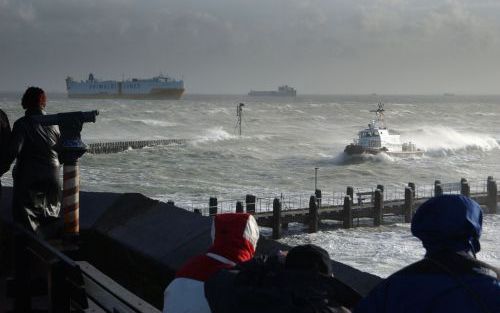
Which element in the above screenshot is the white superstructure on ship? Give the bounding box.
[344,103,423,157]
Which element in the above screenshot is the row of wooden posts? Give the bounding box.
[190,177,498,239]
[87,139,187,154]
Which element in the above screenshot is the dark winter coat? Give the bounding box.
[0,108,11,199]
[205,256,361,313]
[1,108,61,235]
[353,251,500,313]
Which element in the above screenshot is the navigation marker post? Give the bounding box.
[237,103,244,136]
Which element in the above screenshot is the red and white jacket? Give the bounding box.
[163,213,259,313]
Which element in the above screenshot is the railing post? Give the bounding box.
[434,180,441,197]
[374,189,383,226]
[487,176,497,214]
[245,194,256,214]
[12,231,31,313]
[209,197,218,216]
[308,195,319,233]
[461,180,470,197]
[343,195,352,229]
[346,186,354,205]
[236,201,244,213]
[404,187,413,223]
[272,198,282,239]
[48,260,70,313]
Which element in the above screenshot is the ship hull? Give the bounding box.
[344,144,423,157]
[68,88,185,100]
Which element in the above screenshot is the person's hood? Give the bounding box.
[208,213,259,263]
[411,195,482,255]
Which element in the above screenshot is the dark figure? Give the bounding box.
[354,195,500,313]
[0,108,11,200]
[205,244,362,313]
[0,87,61,237]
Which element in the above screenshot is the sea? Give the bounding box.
[1,93,499,277]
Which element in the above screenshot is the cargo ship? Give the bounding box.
[248,85,296,97]
[65,73,185,99]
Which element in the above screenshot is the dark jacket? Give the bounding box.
[205,256,361,313]
[1,108,61,235]
[0,108,11,197]
[353,252,500,313]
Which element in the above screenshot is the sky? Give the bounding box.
[1,0,500,94]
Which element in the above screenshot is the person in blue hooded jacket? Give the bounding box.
[354,195,500,313]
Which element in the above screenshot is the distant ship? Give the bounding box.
[248,85,297,97]
[65,73,185,99]
[344,103,423,157]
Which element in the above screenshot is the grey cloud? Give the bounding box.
[1,0,500,94]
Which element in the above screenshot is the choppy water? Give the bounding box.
[1,93,499,276]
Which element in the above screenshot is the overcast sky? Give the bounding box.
[1,0,500,94]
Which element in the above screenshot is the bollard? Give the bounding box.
[487,177,497,213]
[62,162,80,236]
[408,182,416,198]
[245,194,256,214]
[435,184,443,197]
[236,201,244,213]
[315,189,322,208]
[404,187,413,223]
[209,197,218,216]
[374,189,383,226]
[343,195,352,229]
[346,186,354,205]
[461,181,470,197]
[272,198,282,239]
[308,195,319,233]
[434,180,441,197]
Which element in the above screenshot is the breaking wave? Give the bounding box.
[407,126,499,154]
[194,127,237,143]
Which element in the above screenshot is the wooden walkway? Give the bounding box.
[192,177,499,239]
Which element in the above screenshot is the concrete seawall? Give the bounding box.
[0,186,381,309]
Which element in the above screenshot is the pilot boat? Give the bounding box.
[344,103,423,157]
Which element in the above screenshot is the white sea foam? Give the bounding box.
[194,126,237,143]
[405,126,499,153]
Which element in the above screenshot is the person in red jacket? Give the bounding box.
[163,213,259,313]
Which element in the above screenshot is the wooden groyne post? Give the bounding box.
[272,198,282,239]
[343,195,353,229]
[487,176,497,213]
[434,180,442,197]
[374,189,383,226]
[460,178,470,197]
[309,195,319,233]
[346,186,354,204]
[246,194,256,214]
[236,201,244,213]
[209,197,218,216]
[404,187,413,223]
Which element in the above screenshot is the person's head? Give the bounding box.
[21,87,46,110]
[285,244,333,276]
[411,195,482,256]
[209,213,259,263]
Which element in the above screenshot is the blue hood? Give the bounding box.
[411,195,482,255]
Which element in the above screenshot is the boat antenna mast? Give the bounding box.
[370,102,386,128]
